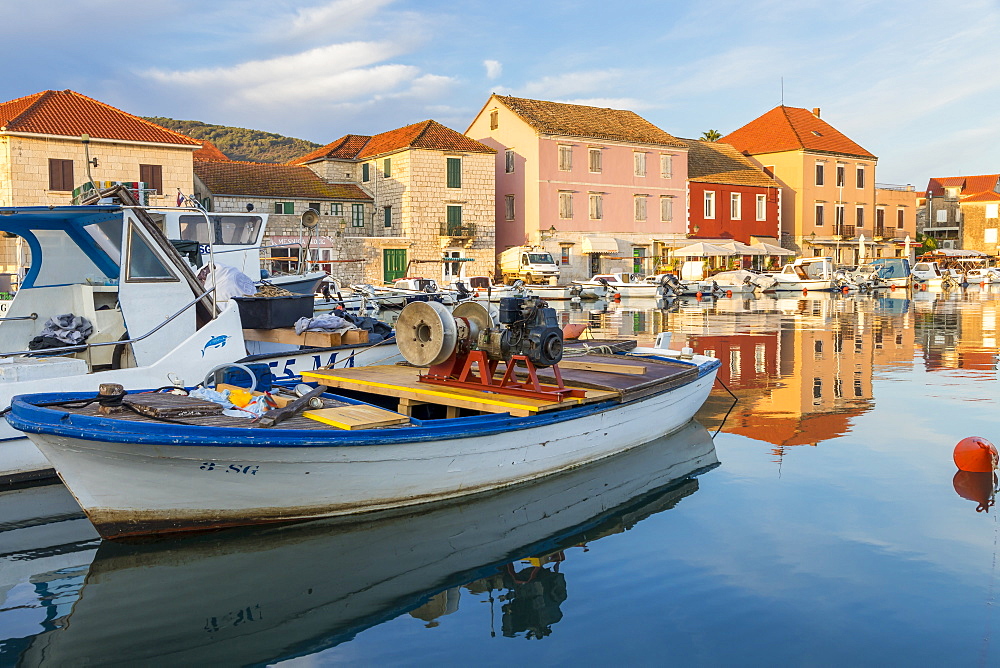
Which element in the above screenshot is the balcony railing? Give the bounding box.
[873,224,886,239]
[875,183,915,192]
[441,223,476,238]
[835,225,856,238]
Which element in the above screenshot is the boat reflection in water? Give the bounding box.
[19,420,718,665]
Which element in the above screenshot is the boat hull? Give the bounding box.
[16,366,717,538]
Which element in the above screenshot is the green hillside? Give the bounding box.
[144,117,321,164]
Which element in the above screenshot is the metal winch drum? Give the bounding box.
[396,297,564,369]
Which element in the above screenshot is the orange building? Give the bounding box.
[721,106,897,263]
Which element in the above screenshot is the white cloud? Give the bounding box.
[288,0,397,37]
[484,60,502,79]
[517,69,626,99]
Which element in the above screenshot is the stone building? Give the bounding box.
[0,89,199,279]
[923,174,1000,251]
[291,120,496,285]
[192,144,373,278]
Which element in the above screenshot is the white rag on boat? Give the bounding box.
[197,263,256,301]
[188,386,269,419]
[294,313,353,335]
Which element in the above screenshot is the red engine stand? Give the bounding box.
[420,351,586,402]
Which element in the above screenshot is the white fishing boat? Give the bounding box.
[910,261,957,290]
[12,420,717,665]
[766,257,837,291]
[164,206,326,295]
[966,266,1000,284]
[9,299,719,539]
[697,269,777,295]
[575,274,659,298]
[0,202,399,486]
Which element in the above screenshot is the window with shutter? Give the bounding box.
[362,163,370,182]
[139,164,163,194]
[756,194,766,221]
[589,148,602,173]
[446,205,462,234]
[490,110,498,130]
[505,149,514,173]
[634,195,647,221]
[634,152,646,177]
[48,158,74,191]
[815,163,825,186]
[383,158,391,177]
[856,206,864,228]
[660,197,673,222]
[836,164,845,187]
[815,203,825,226]
[559,192,573,219]
[661,154,672,179]
[447,158,462,188]
[352,203,365,227]
[896,209,904,228]
[505,194,515,221]
[856,166,865,189]
[274,202,294,214]
[589,194,603,220]
[558,146,572,171]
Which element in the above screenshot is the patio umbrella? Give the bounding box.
[750,242,796,256]
[904,234,911,260]
[858,234,866,263]
[672,242,734,257]
[716,240,766,256]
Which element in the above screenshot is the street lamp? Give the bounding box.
[540,225,557,241]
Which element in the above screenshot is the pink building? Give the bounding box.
[467,95,688,281]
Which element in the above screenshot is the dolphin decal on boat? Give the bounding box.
[201,335,230,357]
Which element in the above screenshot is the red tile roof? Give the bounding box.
[960,191,1000,203]
[193,140,230,161]
[0,90,199,146]
[720,106,875,159]
[194,161,371,200]
[682,139,779,188]
[495,95,686,147]
[289,134,372,165]
[290,121,493,165]
[926,174,1000,198]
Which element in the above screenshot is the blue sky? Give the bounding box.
[3,0,997,185]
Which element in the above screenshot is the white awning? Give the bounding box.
[582,237,619,254]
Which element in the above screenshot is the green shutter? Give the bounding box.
[384,206,392,228]
[383,158,391,177]
[446,205,462,235]
[447,158,461,188]
[362,163,370,182]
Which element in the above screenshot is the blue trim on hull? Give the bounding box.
[7,358,720,449]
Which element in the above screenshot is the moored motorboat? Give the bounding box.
[9,299,719,539]
[766,256,836,291]
[697,269,777,295]
[575,273,659,298]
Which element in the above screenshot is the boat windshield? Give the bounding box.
[178,215,262,246]
[84,218,124,262]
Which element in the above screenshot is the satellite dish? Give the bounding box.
[301,208,320,230]
[246,203,254,212]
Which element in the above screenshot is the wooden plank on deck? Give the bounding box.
[304,405,410,430]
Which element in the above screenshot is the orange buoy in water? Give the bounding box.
[842,286,850,294]
[802,288,808,295]
[695,292,703,300]
[726,290,733,297]
[953,470,997,512]
[954,437,999,472]
[889,284,896,291]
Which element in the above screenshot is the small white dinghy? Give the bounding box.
[9,299,719,539]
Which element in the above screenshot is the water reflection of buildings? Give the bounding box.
[913,293,1000,372]
[574,295,919,458]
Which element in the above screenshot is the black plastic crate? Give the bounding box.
[234,294,314,329]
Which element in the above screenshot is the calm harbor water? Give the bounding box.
[3,287,1000,666]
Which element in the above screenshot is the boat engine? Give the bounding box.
[396,297,563,369]
[395,298,581,401]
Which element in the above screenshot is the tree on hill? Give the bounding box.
[144,117,321,163]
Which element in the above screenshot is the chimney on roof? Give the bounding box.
[812,107,821,118]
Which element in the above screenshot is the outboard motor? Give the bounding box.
[454,280,471,300]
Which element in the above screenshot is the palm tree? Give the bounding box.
[700,129,722,142]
